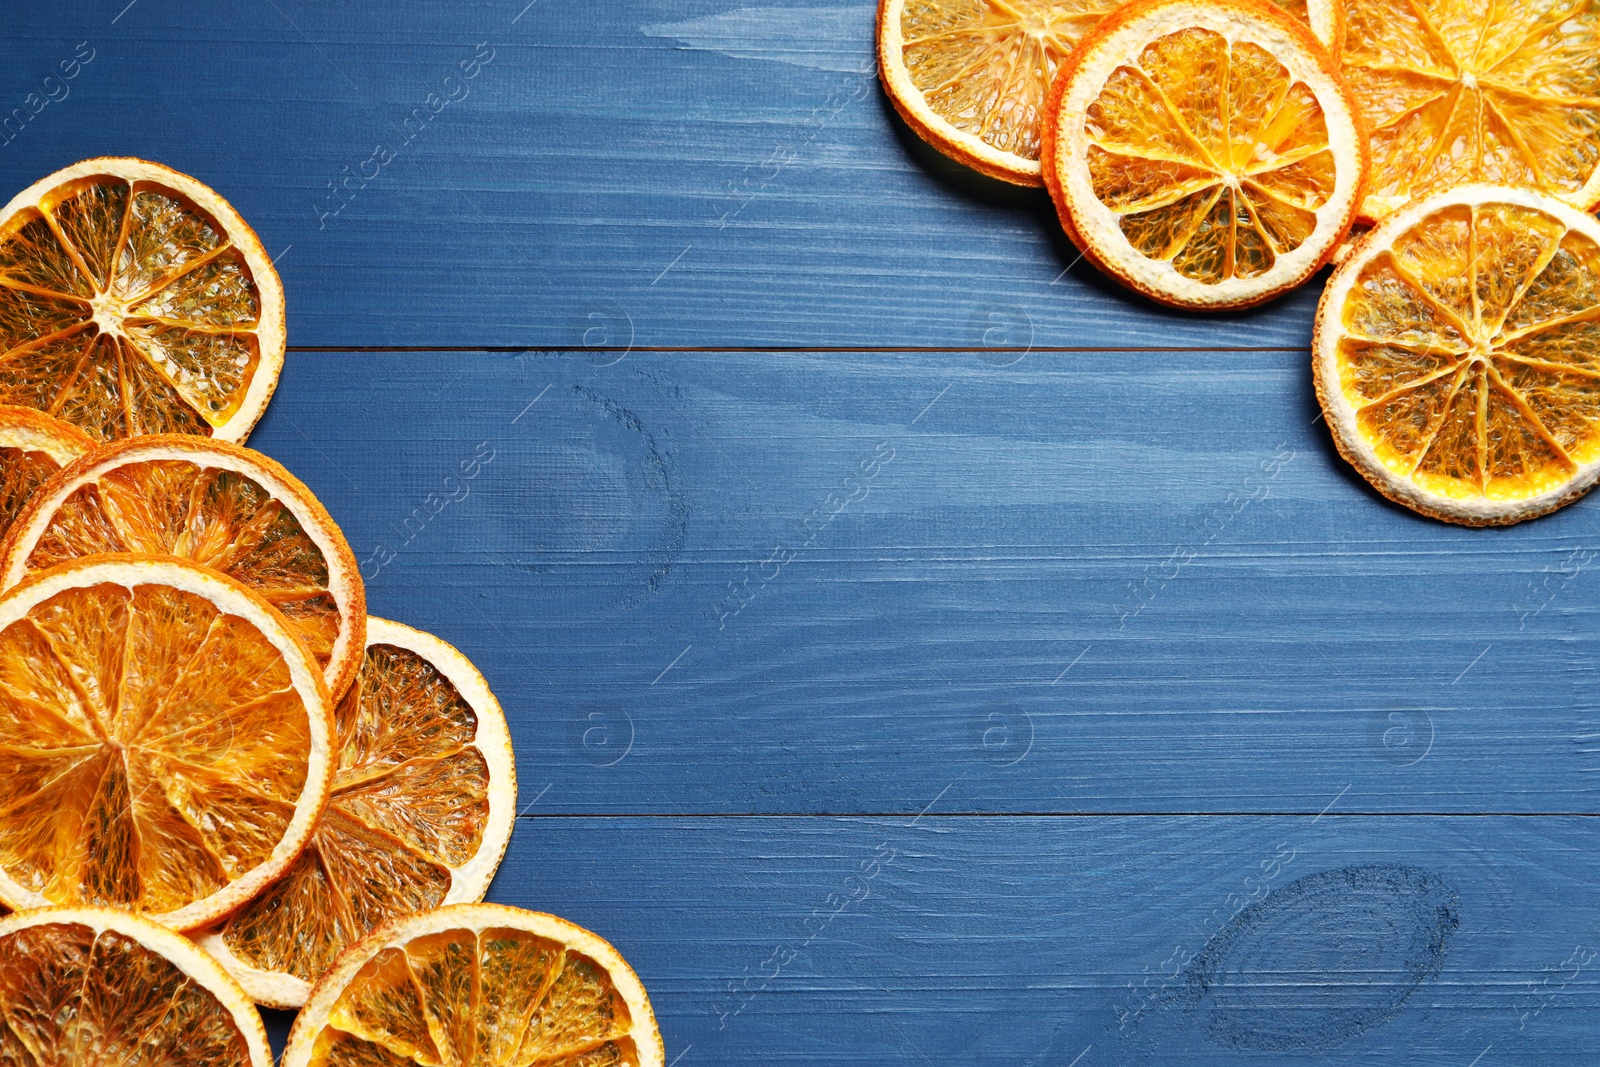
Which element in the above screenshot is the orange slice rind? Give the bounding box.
[198,617,517,1008]
[1341,0,1600,222]
[282,903,665,1067]
[1280,0,1343,56]
[879,0,1115,185]
[1314,184,1600,525]
[0,433,365,702]
[0,554,334,930]
[0,157,285,442]
[1042,0,1367,309]
[0,404,93,542]
[0,906,272,1066]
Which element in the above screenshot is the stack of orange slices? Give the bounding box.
[879,0,1600,524]
[0,158,663,1065]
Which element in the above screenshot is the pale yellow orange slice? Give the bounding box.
[283,903,665,1067]
[0,158,284,442]
[1315,184,1600,524]
[0,434,365,702]
[1042,0,1367,308]
[0,906,271,1066]
[0,555,333,930]
[1342,0,1600,222]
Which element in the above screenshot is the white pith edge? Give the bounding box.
[1315,183,1600,524]
[0,157,286,443]
[878,0,1046,183]
[1305,0,1340,53]
[282,904,664,1067]
[0,436,365,699]
[365,619,517,904]
[1056,3,1363,306]
[1362,169,1600,225]
[0,410,93,467]
[0,906,272,1066]
[193,934,315,1009]
[0,556,333,931]
[196,616,517,1009]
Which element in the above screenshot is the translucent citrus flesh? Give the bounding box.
[308,928,639,1067]
[218,643,490,984]
[1342,0,1600,215]
[897,0,1328,169]
[1336,201,1600,501]
[1083,26,1335,283]
[900,0,1110,162]
[0,920,255,1064]
[0,177,265,441]
[22,459,342,671]
[0,446,65,542]
[0,581,310,913]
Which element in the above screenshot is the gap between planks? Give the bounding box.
[510,811,1600,819]
[285,345,1311,354]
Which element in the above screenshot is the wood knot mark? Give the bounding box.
[1186,863,1460,1052]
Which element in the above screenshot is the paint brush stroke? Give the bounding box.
[640,5,876,72]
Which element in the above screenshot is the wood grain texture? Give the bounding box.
[251,349,1600,814]
[3,0,1324,349]
[257,815,1600,1063]
[7,2,1598,1062]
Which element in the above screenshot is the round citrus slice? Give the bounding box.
[0,906,271,1066]
[0,157,285,442]
[1041,0,1368,309]
[197,617,517,1008]
[0,434,365,702]
[0,404,92,543]
[0,554,334,930]
[876,0,1343,187]
[1315,184,1600,525]
[1342,0,1600,222]
[283,904,665,1067]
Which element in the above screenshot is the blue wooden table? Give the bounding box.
[12,2,1600,1062]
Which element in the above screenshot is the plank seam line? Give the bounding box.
[510,811,1600,819]
[284,345,1311,354]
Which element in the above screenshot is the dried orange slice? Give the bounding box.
[1315,185,1600,524]
[283,903,664,1067]
[878,0,1098,185]
[0,434,365,701]
[0,555,334,930]
[1041,0,1367,309]
[0,906,271,1066]
[198,617,517,1008]
[0,157,285,442]
[877,0,1343,186]
[1276,0,1344,56]
[1342,0,1600,222]
[0,404,92,542]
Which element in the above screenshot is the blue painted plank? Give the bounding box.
[7,4,1596,1057]
[247,349,1600,814]
[2,0,1326,349]
[260,814,1600,1064]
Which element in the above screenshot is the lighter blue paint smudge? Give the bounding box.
[640,5,875,72]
